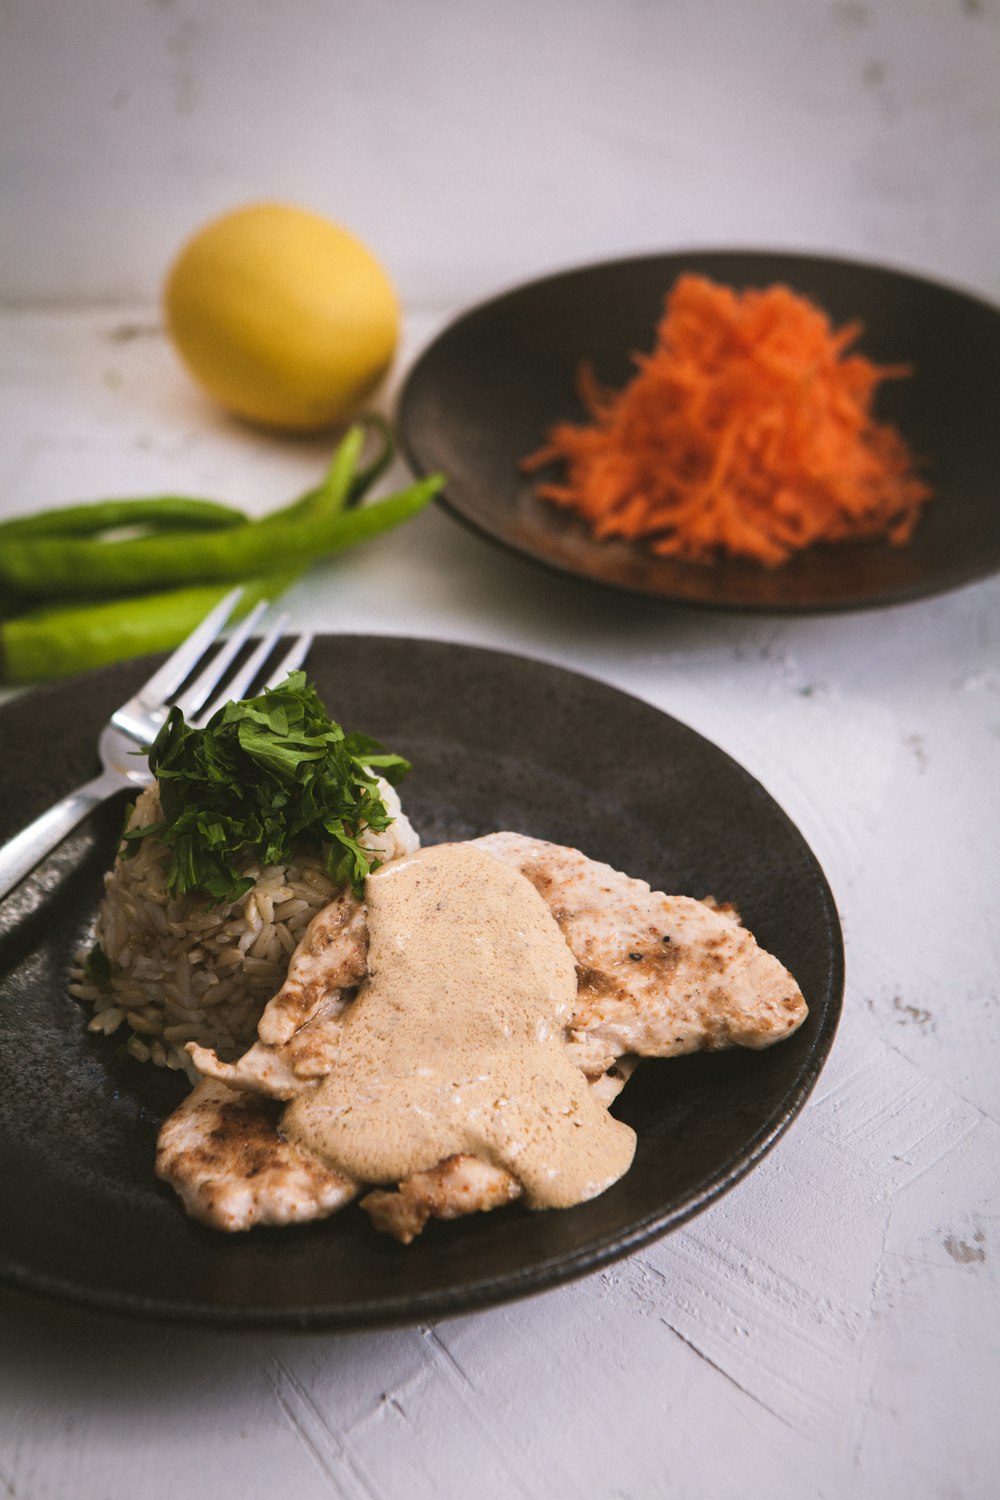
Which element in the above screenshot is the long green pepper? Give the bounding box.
[0,495,248,541]
[0,419,420,603]
[1,575,300,683]
[0,420,443,682]
[0,478,437,600]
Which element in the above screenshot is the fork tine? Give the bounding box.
[190,610,293,726]
[223,610,292,699]
[263,630,314,689]
[171,599,269,721]
[132,586,244,711]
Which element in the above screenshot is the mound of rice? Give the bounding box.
[69,780,418,1079]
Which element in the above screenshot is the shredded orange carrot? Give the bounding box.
[521,275,932,567]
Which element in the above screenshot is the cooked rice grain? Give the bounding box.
[69,784,340,1080]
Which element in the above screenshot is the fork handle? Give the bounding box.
[0,769,125,901]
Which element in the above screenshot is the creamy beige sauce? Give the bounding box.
[283,843,636,1208]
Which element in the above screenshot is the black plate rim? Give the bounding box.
[398,247,1000,614]
[0,636,844,1330]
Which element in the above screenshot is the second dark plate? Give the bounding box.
[398,250,1000,611]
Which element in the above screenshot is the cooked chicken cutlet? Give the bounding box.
[187,885,366,1098]
[471,832,807,1076]
[156,1078,355,1230]
[186,876,641,1105]
[361,1155,523,1245]
[159,834,807,1239]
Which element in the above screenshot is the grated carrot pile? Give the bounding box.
[522,274,932,567]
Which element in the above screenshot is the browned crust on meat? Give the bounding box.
[155,1078,355,1230]
[361,1154,523,1244]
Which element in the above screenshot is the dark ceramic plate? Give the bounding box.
[0,638,843,1329]
[398,250,1000,611]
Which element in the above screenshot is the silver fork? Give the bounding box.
[0,588,313,900]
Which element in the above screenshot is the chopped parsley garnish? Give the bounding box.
[124,671,409,902]
[83,941,112,992]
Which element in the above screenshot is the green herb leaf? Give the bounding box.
[84,942,112,992]
[127,671,409,902]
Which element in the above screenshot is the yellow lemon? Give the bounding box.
[163,202,400,432]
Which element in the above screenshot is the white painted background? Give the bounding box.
[1,3,998,1498]
[3,0,999,309]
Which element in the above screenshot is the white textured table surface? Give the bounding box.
[2,4,999,1498]
[2,296,998,1500]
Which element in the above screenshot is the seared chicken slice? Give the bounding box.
[188,887,366,1098]
[159,1061,631,1237]
[155,1078,355,1231]
[170,834,806,1241]
[361,1154,523,1244]
[587,1053,639,1106]
[257,886,368,1046]
[356,1057,637,1241]
[470,832,807,1069]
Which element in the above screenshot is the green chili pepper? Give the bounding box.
[344,413,395,506]
[0,423,441,605]
[298,420,369,514]
[247,415,394,524]
[0,476,440,601]
[0,414,391,549]
[0,496,248,542]
[0,574,300,684]
[0,419,444,681]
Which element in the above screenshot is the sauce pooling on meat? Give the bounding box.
[282,843,636,1208]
